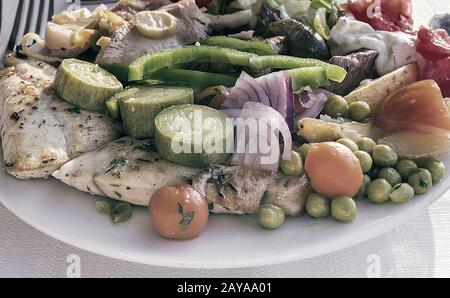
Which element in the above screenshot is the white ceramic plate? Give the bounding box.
[1,0,448,270]
[0,152,449,268]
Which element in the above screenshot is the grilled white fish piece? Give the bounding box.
[192,165,311,216]
[0,58,123,179]
[96,0,208,66]
[112,0,172,22]
[53,137,201,206]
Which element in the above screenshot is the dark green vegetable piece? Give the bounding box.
[268,19,330,61]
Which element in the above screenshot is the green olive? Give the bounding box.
[367,178,393,204]
[306,193,331,218]
[378,167,402,186]
[354,150,373,173]
[297,143,313,161]
[280,151,304,176]
[356,174,372,199]
[395,159,418,179]
[408,169,433,195]
[337,138,359,152]
[390,183,415,204]
[331,196,357,223]
[422,159,446,184]
[356,137,377,154]
[348,101,372,122]
[258,204,286,230]
[372,144,398,167]
[323,95,349,118]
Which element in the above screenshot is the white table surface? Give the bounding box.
[1,0,450,278]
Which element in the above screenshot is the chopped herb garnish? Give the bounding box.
[133,140,156,152]
[96,201,111,215]
[208,202,214,211]
[420,178,429,188]
[180,211,195,225]
[177,203,195,225]
[178,202,184,214]
[66,107,81,114]
[10,112,21,121]
[105,157,128,177]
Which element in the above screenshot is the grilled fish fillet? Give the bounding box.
[192,165,311,216]
[52,137,201,206]
[0,58,123,179]
[54,137,310,214]
[112,0,172,22]
[96,0,208,65]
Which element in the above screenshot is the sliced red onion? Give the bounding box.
[222,70,295,131]
[294,89,334,124]
[227,102,292,172]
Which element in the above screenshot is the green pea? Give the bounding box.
[297,143,313,161]
[367,178,393,204]
[372,144,398,167]
[306,193,331,218]
[356,137,377,154]
[111,202,132,224]
[258,204,286,230]
[395,159,418,179]
[390,183,415,204]
[422,159,446,183]
[408,169,433,195]
[331,196,357,223]
[356,175,372,199]
[337,138,359,152]
[348,101,372,122]
[378,167,402,186]
[354,151,373,173]
[323,95,348,118]
[280,151,304,176]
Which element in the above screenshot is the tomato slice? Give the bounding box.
[419,57,450,98]
[415,27,450,97]
[416,26,450,61]
[346,0,414,33]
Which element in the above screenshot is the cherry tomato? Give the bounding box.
[305,142,363,199]
[149,185,209,240]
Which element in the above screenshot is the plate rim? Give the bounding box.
[1,181,447,269]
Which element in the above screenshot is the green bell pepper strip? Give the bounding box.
[145,69,238,93]
[129,46,256,81]
[201,36,278,56]
[128,46,346,83]
[249,55,346,83]
[286,67,330,90]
